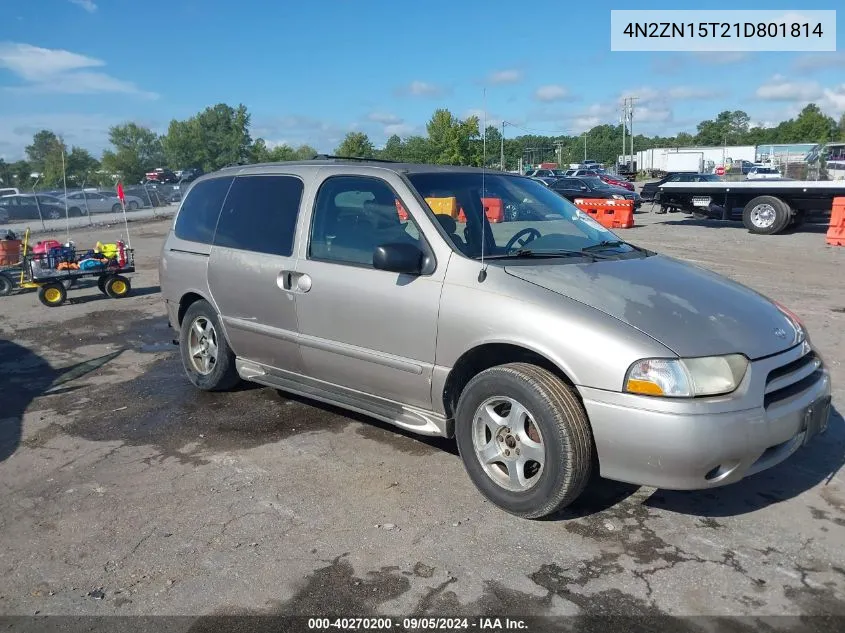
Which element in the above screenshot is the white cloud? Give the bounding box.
[822,85,845,112]
[634,106,673,123]
[69,0,97,12]
[792,51,845,72]
[384,123,419,137]
[487,69,522,85]
[397,80,444,97]
[0,42,156,98]
[0,113,124,161]
[755,76,824,101]
[367,112,402,124]
[0,42,102,80]
[534,85,570,102]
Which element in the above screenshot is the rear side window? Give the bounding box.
[214,175,304,256]
[174,176,233,243]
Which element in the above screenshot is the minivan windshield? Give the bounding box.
[406,172,643,260]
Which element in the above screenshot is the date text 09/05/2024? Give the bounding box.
[622,22,824,39]
[307,617,528,630]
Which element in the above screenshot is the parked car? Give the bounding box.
[143,168,180,184]
[525,169,558,178]
[58,191,144,214]
[569,169,600,178]
[0,187,20,198]
[550,177,641,208]
[746,166,783,180]
[161,159,829,519]
[0,194,79,220]
[599,173,635,191]
[640,172,723,201]
[178,167,204,182]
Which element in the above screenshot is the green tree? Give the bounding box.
[380,134,404,161]
[292,144,317,160]
[9,160,34,187]
[790,104,837,143]
[25,130,62,173]
[335,132,375,158]
[425,109,481,165]
[839,113,845,141]
[162,103,253,171]
[65,147,100,185]
[402,136,432,163]
[101,123,165,183]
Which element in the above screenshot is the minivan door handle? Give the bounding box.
[277,270,312,293]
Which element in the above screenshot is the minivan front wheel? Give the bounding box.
[179,300,241,391]
[454,363,593,519]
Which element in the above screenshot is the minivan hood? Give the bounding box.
[504,255,800,359]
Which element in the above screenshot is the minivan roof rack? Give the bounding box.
[312,154,398,163]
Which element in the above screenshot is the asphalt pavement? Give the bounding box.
[0,210,843,630]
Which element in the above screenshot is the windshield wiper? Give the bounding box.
[480,248,611,261]
[581,240,650,255]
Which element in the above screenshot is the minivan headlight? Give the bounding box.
[624,354,749,397]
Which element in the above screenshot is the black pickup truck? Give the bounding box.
[655,180,845,235]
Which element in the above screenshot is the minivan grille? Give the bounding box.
[764,347,822,408]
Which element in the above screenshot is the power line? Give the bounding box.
[503,121,571,137]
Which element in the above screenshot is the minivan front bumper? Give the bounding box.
[579,344,832,490]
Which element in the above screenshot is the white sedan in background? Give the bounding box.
[747,166,783,180]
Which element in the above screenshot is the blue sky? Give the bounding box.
[0,0,843,160]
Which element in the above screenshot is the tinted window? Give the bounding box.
[174,176,233,244]
[310,176,424,266]
[214,175,304,256]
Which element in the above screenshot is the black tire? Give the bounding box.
[46,208,62,220]
[454,362,594,519]
[0,273,13,297]
[743,196,791,235]
[179,299,241,392]
[97,275,108,294]
[128,201,139,210]
[37,282,67,307]
[104,274,131,298]
[69,207,83,217]
[111,203,122,214]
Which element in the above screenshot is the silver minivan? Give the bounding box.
[159,159,831,519]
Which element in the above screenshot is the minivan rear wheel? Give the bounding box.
[179,300,241,391]
[454,362,593,519]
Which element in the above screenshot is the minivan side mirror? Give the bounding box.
[373,243,424,275]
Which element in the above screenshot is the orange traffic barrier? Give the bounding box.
[573,198,635,229]
[425,196,460,218]
[825,196,845,246]
[457,197,505,223]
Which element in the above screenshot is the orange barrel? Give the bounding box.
[825,196,845,246]
[0,239,22,266]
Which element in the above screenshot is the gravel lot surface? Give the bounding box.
[1,209,843,630]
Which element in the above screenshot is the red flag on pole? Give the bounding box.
[116,182,125,202]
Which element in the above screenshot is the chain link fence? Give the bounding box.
[2,181,184,231]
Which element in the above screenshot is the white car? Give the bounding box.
[58,191,145,214]
[747,167,782,180]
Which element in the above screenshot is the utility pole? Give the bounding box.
[554,140,564,167]
[621,100,627,170]
[500,121,505,171]
[583,133,587,161]
[628,96,638,172]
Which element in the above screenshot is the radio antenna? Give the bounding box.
[478,88,488,283]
